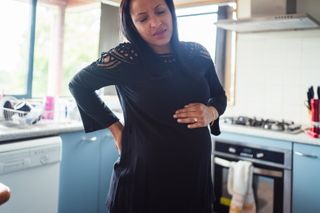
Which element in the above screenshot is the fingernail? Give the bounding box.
[177,119,181,122]
[173,114,177,118]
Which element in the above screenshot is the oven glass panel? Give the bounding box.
[221,168,230,204]
[213,164,282,213]
[255,176,274,213]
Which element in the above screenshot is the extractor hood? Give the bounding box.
[215,0,320,32]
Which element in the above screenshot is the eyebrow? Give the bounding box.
[136,3,163,16]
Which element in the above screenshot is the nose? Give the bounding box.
[149,15,161,28]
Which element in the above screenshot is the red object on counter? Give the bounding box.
[308,99,319,138]
[0,183,10,205]
[311,99,319,122]
[307,129,318,138]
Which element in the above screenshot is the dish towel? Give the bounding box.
[227,160,256,213]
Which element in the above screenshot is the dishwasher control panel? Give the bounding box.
[0,136,61,175]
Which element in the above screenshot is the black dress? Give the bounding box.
[69,41,227,213]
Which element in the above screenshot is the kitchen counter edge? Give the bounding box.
[0,121,84,142]
[1,121,319,145]
[219,123,320,146]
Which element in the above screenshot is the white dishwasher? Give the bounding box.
[0,136,61,213]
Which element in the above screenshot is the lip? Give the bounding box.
[153,28,167,37]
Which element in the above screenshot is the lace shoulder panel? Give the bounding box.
[97,42,139,69]
[181,41,211,60]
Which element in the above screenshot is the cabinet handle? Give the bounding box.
[294,151,318,159]
[80,136,97,143]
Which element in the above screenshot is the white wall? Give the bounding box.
[225,0,320,125]
[225,29,320,124]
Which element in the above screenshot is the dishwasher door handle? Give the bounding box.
[294,151,318,159]
[214,157,283,178]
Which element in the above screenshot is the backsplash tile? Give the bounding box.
[226,30,320,125]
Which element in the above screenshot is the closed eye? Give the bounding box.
[138,16,148,23]
[156,10,165,15]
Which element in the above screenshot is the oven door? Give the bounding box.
[212,156,284,213]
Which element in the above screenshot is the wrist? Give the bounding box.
[208,106,219,125]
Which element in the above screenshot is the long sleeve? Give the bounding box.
[196,43,227,135]
[69,42,139,132]
[206,61,227,135]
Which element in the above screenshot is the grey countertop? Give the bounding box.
[1,117,319,146]
[0,120,84,142]
[220,123,320,146]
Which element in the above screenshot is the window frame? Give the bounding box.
[24,0,37,99]
[1,0,36,98]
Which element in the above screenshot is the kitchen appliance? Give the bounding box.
[0,136,61,213]
[212,138,292,213]
[215,0,320,32]
[221,116,303,134]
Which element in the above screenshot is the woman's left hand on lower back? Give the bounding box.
[173,103,219,129]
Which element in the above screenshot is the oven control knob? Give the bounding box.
[256,152,264,158]
[228,147,236,153]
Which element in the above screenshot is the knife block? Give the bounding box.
[307,99,320,138]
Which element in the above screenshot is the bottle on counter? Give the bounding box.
[42,96,55,120]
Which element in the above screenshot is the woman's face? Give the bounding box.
[130,0,173,54]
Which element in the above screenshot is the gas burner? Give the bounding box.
[221,116,302,134]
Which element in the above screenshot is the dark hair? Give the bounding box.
[119,0,197,78]
[120,0,180,55]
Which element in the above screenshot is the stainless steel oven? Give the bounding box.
[212,139,292,213]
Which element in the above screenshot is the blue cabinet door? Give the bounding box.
[59,131,101,213]
[98,131,119,213]
[293,143,320,213]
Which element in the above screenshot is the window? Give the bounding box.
[176,5,218,59]
[34,3,101,98]
[62,4,101,96]
[0,0,32,96]
[0,0,100,98]
[33,3,59,97]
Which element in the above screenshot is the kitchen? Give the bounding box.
[0,0,320,212]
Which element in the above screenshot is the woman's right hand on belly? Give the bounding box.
[108,121,124,154]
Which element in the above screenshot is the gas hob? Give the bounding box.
[221,116,303,134]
